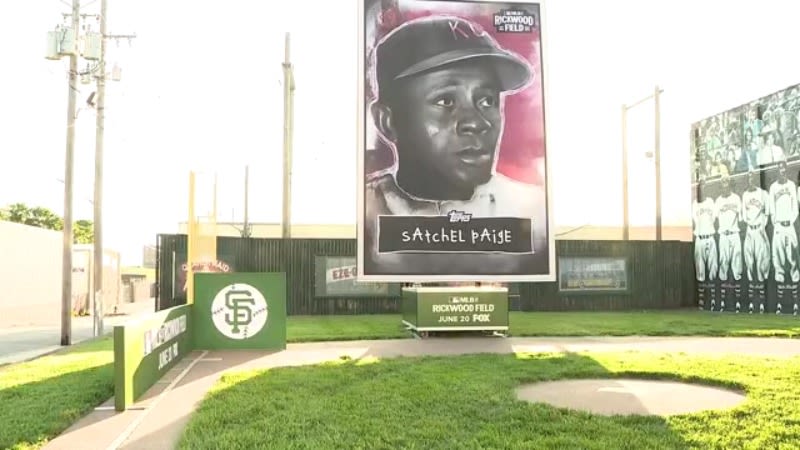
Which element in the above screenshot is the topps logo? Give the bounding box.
[493,9,536,33]
[448,210,472,223]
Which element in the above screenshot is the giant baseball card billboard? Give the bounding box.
[357,0,554,282]
[690,82,800,316]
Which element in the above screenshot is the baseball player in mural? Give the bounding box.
[768,160,799,283]
[742,170,771,282]
[363,13,548,276]
[715,175,743,282]
[693,181,718,282]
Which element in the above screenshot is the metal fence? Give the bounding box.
[155,234,695,315]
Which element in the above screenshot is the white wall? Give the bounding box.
[0,220,63,327]
[72,244,123,314]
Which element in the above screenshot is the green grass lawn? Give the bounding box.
[0,337,114,450]
[289,310,800,342]
[508,310,800,337]
[1,310,799,449]
[179,351,800,450]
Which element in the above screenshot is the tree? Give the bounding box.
[0,203,30,223]
[1,203,61,229]
[74,220,94,244]
[0,203,63,229]
[30,206,64,230]
[1,203,93,243]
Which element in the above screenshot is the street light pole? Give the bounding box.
[621,104,629,241]
[654,85,663,241]
[621,86,664,241]
[61,0,81,346]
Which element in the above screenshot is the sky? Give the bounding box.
[1,0,800,265]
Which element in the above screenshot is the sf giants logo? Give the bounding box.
[449,20,483,40]
[211,283,269,340]
[224,290,255,334]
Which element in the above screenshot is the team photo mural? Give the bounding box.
[357,0,554,282]
[691,82,800,315]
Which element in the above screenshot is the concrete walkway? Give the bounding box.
[43,336,800,450]
[0,299,155,366]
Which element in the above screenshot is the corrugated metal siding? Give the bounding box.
[681,243,698,307]
[229,237,399,315]
[156,235,695,315]
[155,233,188,311]
[518,240,691,311]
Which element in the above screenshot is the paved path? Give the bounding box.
[43,336,800,450]
[0,299,155,366]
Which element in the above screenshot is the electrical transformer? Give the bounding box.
[83,32,102,60]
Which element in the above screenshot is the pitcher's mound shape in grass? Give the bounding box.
[515,379,747,416]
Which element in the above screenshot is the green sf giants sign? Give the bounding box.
[114,304,193,411]
[402,287,509,332]
[193,272,287,351]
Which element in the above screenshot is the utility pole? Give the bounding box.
[281,32,295,239]
[244,165,250,238]
[92,0,107,337]
[89,0,135,337]
[47,0,136,341]
[60,0,81,346]
[231,165,252,238]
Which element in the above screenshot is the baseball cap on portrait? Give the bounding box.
[374,16,532,97]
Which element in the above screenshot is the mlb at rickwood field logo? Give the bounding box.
[211,283,269,339]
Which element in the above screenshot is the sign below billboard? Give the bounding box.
[402,286,509,332]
